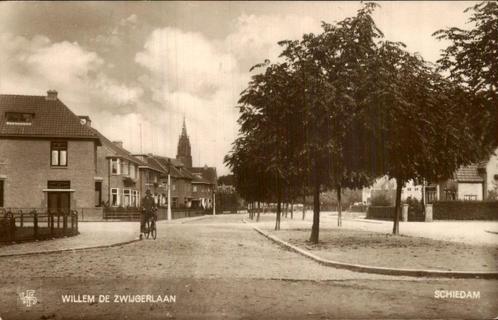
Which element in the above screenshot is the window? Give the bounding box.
[111,159,120,175]
[193,185,198,192]
[111,188,120,206]
[0,180,4,207]
[51,141,67,166]
[131,190,138,207]
[172,184,176,191]
[154,175,158,183]
[123,189,131,207]
[121,161,129,176]
[463,195,477,201]
[5,112,34,125]
[130,164,136,179]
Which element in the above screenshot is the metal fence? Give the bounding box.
[0,208,79,243]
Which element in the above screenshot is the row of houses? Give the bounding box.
[362,151,498,204]
[0,91,217,215]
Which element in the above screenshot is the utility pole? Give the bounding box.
[213,187,216,216]
[167,159,172,221]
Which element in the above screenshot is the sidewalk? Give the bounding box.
[246,213,498,276]
[0,215,212,257]
[0,221,138,257]
[257,210,498,246]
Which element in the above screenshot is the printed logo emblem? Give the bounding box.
[19,290,38,307]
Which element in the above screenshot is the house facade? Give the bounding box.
[89,125,144,208]
[362,176,425,205]
[0,91,101,213]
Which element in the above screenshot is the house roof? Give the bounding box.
[454,164,484,182]
[190,166,217,185]
[90,127,145,166]
[149,155,194,180]
[0,94,100,143]
[132,154,166,174]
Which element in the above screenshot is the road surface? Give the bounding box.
[0,214,496,319]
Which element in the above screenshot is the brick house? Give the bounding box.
[438,148,498,201]
[148,155,194,208]
[0,91,101,213]
[190,166,217,209]
[88,125,145,208]
[132,153,167,205]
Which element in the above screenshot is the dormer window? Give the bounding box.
[5,112,34,125]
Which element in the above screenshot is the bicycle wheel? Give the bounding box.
[144,220,150,239]
[151,221,157,240]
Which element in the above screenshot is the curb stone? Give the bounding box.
[0,238,141,258]
[243,219,498,279]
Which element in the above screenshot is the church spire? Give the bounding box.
[176,117,192,168]
[181,116,188,136]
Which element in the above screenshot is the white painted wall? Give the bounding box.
[458,183,483,200]
[485,150,498,198]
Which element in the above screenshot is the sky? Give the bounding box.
[0,1,478,175]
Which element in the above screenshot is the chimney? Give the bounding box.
[113,141,123,149]
[46,90,58,101]
[78,115,92,127]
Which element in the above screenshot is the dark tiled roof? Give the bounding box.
[91,127,145,166]
[190,166,217,185]
[151,155,194,180]
[132,154,166,174]
[455,165,484,182]
[0,94,99,142]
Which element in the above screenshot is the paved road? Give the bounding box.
[0,214,496,319]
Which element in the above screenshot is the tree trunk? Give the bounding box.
[290,201,294,219]
[275,178,282,231]
[257,201,261,222]
[310,170,321,243]
[302,194,306,220]
[337,185,342,227]
[393,178,404,235]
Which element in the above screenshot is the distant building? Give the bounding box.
[175,118,217,209]
[363,148,498,204]
[362,176,424,205]
[0,91,101,212]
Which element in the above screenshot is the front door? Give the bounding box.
[48,192,70,214]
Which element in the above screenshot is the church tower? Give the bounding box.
[176,117,192,168]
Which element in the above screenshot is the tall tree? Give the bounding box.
[434,1,498,151]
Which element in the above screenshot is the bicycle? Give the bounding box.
[143,209,157,240]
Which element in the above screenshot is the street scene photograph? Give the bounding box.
[0,1,497,319]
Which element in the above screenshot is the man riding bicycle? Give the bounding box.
[140,189,157,239]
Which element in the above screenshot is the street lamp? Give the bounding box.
[167,158,172,221]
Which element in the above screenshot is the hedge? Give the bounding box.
[349,204,368,212]
[366,206,394,220]
[433,201,498,220]
[367,203,424,221]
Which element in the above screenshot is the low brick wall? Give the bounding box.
[433,201,498,220]
[102,207,209,221]
[78,207,104,221]
[366,206,395,220]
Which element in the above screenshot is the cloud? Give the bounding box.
[135,27,238,96]
[225,14,321,69]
